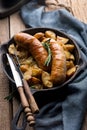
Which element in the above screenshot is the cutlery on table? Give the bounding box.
[6,53,39,126]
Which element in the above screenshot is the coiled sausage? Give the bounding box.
[14,33,49,71]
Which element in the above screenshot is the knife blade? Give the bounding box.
[7,53,39,114]
[6,53,22,87]
[6,53,35,126]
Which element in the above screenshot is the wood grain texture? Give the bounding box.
[0,18,11,130]
[10,12,34,130]
[10,12,25,37]
[0,18,9,42]
[70,0,87,23]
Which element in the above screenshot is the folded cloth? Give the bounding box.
[20,1,87,130]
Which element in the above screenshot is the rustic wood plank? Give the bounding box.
[0,18,9,42]
[10,11,25,38]
[58,0,71,7]
[0,18,11,130]
[45,0,72,12]
[9,12,26,120]
[57,0,73,13]
[9,11,25,124]
[10,12,34,130]
[70,0,87,23]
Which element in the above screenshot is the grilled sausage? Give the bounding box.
[14,33,49,71]
[50,39,66,84]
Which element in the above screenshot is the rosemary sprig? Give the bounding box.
[42,39,52,66]
[4,89,17,101]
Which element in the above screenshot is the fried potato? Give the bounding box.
[34,32,44,40]
[32,68,42,77]
[66,60,74,69]
[20,56,37,66]
[45,30,56,40]
[57,36,69,44]
[16,50,28,58]
[42,71,53,88]
[20,64,29,72]
[28,77,41,85]
[64,51,75,60]
[63,44,75,52]
[8,44,16,54]
[66,66,76,77]
[23,68,32,80]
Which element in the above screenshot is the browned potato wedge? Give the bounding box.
[70,55,75,61]
[8,44,16,54]
[66,60,74,69]
[66,66,77,77]
[45,30,56,40]
[34,32,44,40]
[63,44,75,52]
[23,69,32,80]
[32,68,42,77]
[64,51,75,60]
[20,64,29,72]
[20,57,37,66]
[42,71,53,88]
[28,77,41,85]
[16,50,28,59]
[57,36,69,44]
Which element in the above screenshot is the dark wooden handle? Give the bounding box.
[22,79,39,114]
[17,87,35,126]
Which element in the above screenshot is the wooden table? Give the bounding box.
[0,1,87,130]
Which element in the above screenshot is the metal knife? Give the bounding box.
[6,53,35,126]
[14,52,39,114]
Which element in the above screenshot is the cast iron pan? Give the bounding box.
[1,27,81,91]
[1,27,82,130]
[0,0,30,19]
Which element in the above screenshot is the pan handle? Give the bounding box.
[11,104,27,130]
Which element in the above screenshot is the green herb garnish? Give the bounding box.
[4,89,17,101]
[42,39,52,66]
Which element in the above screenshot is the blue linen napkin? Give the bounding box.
[20,0,87,130]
